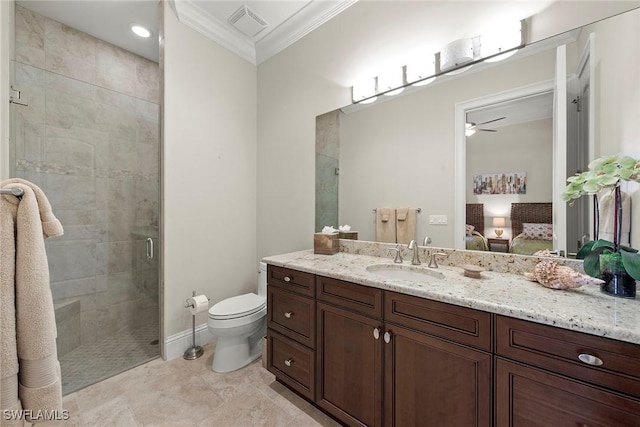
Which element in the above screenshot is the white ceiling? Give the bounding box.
[467,91,555,130]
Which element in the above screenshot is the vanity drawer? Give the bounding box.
[267,330,315,400]
[268,286,315,348]
[496,315,640,398]
[267,265,315,297]
[316,275,383,318]
[385,291,492,351]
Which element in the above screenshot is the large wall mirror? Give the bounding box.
[315,7,639,255]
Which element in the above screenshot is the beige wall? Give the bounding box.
[163,7,257,338]
[256,1,638,261]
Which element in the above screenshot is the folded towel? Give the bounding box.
[0,179,63,419]
[19,362,62,422]
[396,207,417,244]
[397,207,408,221]
[376,208,396,243]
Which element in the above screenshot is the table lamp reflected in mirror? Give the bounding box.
[492,217,506,238]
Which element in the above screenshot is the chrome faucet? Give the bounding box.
[391,244,403,263]
[428,252,449,268]
[408,240,421,265]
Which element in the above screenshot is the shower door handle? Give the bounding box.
[146,237,154,260]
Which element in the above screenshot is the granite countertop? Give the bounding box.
[263,249,640,346]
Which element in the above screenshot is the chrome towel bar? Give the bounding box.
[0,187,24,197]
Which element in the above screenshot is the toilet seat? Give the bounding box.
[209,293,266,320]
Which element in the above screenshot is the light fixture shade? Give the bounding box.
[352,77,377,103]
[481,21,522,62]
[440,38,474,71]
[492,217,506,227]
[377,68,404,96]
[406,56,436,86]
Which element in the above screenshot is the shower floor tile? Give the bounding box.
[60,322,159,395]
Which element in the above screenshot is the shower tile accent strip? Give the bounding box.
[263,241,640,345]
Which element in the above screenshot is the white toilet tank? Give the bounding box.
[258,262,267,297]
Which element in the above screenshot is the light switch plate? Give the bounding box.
[429,215,448,225]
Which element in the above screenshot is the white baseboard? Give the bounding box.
[163,323,215,361]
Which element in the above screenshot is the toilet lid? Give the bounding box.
[208,293,266,320]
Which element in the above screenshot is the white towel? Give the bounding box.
[376,208,396,243]
[396,208,417,244]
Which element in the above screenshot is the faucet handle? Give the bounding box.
[391,244,403,263]
[423,236,432,246]
[428,252,449,269]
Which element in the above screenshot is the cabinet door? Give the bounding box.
[316,302,383,427]
[385,324,492,427]
[495,357,640,426]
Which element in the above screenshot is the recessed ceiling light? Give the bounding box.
[131,25,151,38]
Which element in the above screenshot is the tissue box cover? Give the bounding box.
[338,231,358,240]
[314,233,339,255]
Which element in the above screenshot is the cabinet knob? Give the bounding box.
[284,311,294,319]
[577,353,603,366]
[283,276,291,282]
[284,358,294,367]
[373,327,380,340]
[384,331,392,343]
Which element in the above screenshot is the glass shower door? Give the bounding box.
[10,4,160,394]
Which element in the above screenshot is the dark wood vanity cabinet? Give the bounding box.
[266,264,640,426]
[495,315,640,426]
[314,278,492,427]
[316,276,384,427]
[384,291,492,427]
[266,266,316,400]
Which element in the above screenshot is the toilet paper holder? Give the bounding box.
[183,290,210,360]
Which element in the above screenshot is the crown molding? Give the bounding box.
[169,0,257,64]
[168,0,357,65]
[255,0,358,64]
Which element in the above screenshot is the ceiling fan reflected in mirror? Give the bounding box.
[465,116,506,136]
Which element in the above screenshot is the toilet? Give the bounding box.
[207,262,267,373]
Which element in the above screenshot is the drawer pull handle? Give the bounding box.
[284,311,294,319]
[283,276,291,282]
[284,358,294,367]
[578,353,603,366]
[373,327,380,340]
[384,331,392,344]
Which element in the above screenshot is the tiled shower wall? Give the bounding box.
[13,6,159,353]
[315,110,340,232]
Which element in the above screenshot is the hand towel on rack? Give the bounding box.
[376,207,397,243]
[1,178,63,421]
[396,207,417,244]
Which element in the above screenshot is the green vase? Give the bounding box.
[599,252,636,298]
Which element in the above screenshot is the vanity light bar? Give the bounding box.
[351,20,525,105]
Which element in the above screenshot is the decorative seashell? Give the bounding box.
[529,260,605,290]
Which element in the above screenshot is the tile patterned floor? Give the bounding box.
[59,323,159,394]
[52,343,341,427]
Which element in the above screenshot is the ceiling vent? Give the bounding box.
[228,5,269,38]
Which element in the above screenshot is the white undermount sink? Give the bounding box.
[366,264,444,281]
